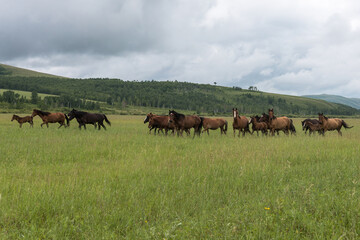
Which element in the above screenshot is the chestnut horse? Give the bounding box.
[232,108,251,137]
[144,113,176,135]
[32,109,69,128]
[318,113,353,136]
[268,109,295,136]
[168,110,203,137]
[201,117,228,135]
[11,115,33,128]
[249,116,268,136]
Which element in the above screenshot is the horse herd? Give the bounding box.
[145,108,353,137]
[11,109,111,130]
[10,108,353,136]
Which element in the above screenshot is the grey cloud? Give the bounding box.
[2,0,360,97]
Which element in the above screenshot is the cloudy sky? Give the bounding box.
[1,0,360,97]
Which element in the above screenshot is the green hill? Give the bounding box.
[0,63,63,78]
[303,94,360,110]
[0,64,359,116]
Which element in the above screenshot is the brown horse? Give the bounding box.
[318,113,353,136]
[32,109,69,128]
[268,108,295,136]
[168,110,203,137]
[11,115,33,128]
[232,108,251,137]
[144,113,176,135]
[249,116,268,136]
[201,118,228,135]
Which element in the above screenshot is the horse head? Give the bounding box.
[31,109,39,117]
[67,109,77,121]
[268,109,275,119]
[11,115,15,121]
[232,108,238,118]
[144,113,153,123]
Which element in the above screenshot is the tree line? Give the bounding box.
[0,76,358,115]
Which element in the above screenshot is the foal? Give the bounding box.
[11,115,33,128]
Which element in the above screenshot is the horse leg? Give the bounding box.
[100,122,106,130]
[19,123,22,128]
[338,129,342,136]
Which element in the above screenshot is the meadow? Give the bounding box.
[0,114,359,239]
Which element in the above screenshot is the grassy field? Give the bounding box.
[0,114,359,239]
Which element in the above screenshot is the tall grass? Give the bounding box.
[0,114,359,239]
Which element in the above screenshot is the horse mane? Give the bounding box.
[72,109,88,117]
[34,109,51,116]
[169,110,185,120]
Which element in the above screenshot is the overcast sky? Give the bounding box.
[1,0,360,97]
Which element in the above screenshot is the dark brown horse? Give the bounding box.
[302,119,322,135]
[268,109,295,136]
[249,115,268,136]
[32,109,69,128]
[306,121,324,135]
[168,110,203,137]
[67,109,110,130]
[201,118,228,135]
[144,113,176,135]
[232,108,251,137]
[11,115,33,128]
[318,113,353,136]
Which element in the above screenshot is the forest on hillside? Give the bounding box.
[0,76,358,116]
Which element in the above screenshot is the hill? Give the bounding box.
[0,63,63,78]
[0,64,359,116]
[303,94,360,110]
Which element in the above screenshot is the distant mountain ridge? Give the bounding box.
[303,94,360,110]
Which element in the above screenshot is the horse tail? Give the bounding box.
[65,114,70,126]
[342,120,353,129]
[198,117,204,133]
[104,114,111,126]
[224,120,228,132]
[290,119,296,133]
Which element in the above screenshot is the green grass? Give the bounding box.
[0,114,359,239]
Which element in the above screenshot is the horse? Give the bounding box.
[67,109,111,130]
[144,113,176,135]
[301,119,322,135]
[201,117,228,135]
[306,121,324,135]
[11,115,33,128]
[249,115,268,136]
[232,108,251,137]
[168,110,203,137]
[268,108,295,136]
[31,109,69,128]
[318,113,353,136]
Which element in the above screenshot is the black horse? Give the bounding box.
[67,109,111,130]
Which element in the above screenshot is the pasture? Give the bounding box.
[0,114,359,239]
